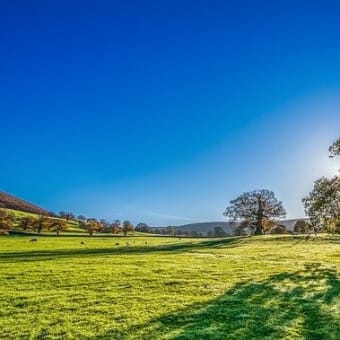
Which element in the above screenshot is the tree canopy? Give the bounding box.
[329,138,340,158]
[0,210,16,234]
[122,220,134,236]
[303,138,340,233]
[303,176,340,233]
[223,189,286,235]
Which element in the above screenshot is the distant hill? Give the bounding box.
[0,191,48,215]
[174,222,234,235]
[172,219,309,235]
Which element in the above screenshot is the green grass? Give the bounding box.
[0,235,339,339]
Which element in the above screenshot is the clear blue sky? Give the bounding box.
[1,0,340,226]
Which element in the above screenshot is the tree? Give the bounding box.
[303,138,340,233]
[111,219,121,234]
[122,220,134,236]
[213,226,227,237]
[77,215,87,226]
[48,211,58,217]
[135,223,150,233]
[87,220,103,236]
[0,209,16,234]
[183,230,192,237]
[32,216,51,233]
[59,212,75,221]
[233,223,248,236]
[191,230,199,237]
[99,219,111,233]
[302,176,340,233]
[269,224,286,234]
[59,211,67,219]
[223,189,286,235]
[165,226,175,236]
[329,138,340,158]
[294,219,308,234]
[20,216,37,231]
[50,219,68,235]
[207,230,214,237]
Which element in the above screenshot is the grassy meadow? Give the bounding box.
[0,234,339,339]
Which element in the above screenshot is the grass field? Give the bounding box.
[0,235,339,339]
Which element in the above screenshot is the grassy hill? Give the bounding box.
[0,234,339,339]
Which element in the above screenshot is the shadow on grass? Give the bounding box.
[100,263,340,339]
[0,238,244,262]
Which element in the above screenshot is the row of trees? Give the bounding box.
[0,209,139,237]
[84,219,135,236]
[0,211,69,235]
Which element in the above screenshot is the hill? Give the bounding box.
[173,219,309,235]
[0,191,48,215]
[174,221,234,235]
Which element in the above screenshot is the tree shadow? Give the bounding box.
[0,237,244,263]
[100,263,339,339]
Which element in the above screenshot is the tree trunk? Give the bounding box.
[255,198,264,235]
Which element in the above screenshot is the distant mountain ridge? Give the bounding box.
[0,191,48,215]
[172,219,308,235]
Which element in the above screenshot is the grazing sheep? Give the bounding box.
[81,241,86,245]
[115,242,120,246]
[29,238,37,243]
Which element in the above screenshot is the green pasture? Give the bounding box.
[0,235,339,339]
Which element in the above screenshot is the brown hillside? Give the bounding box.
[0,191,48,215]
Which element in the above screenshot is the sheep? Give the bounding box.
[80,241,86,245]
[115,242,120,246]
[29,238,37,243]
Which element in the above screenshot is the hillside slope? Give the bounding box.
[0,191,48,215]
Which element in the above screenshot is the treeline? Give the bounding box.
[152,226,229,238]
[0,209,330,238]
[0,210,137,236]
[0,210,68,235]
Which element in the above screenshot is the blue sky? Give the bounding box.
[1,1,340,226]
